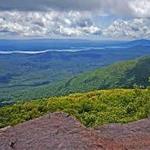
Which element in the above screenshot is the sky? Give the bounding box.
[0,0,150,40]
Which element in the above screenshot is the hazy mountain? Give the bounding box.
[0,39,150,101]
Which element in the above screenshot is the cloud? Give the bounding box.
[103,18,150,39]
[0,0,150,39]
[0,11,101,38]
[0,0,149,18]
[0,10,149,39]
[129,0,150,18]
[0,0,130,12]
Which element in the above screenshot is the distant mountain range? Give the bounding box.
[0,39,150,101]
[0,55,150,102]
[0,39,149,51]
[126,39,150,46]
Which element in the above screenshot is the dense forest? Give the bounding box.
[59,56,150,94]
[1,55,150,102]
[1,39,150,102]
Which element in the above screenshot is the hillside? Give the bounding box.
[58,56,150,94]
[1,39,150,102]
[1,55,150,103]
[1,87,150,149]
[1,89,150,128]
[0,112,150,150]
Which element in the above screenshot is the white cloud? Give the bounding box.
[129,0,150,17]
[0,10,101,38]
[0,5,150,39]
[103,18,150,39]
[59,26,101,37]
[0,0,149,18]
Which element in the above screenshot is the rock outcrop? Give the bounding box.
[0,112,150,150]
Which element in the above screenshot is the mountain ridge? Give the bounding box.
[57,56,150,95]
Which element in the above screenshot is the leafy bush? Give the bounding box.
[0,89,150,128]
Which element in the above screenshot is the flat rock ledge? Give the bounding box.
[0,112,150,150]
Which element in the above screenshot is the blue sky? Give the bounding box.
[0,0,150,40]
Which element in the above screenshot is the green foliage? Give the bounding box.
[0,89,150,128]
[1,56,150,102]
[58,56,150,95]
